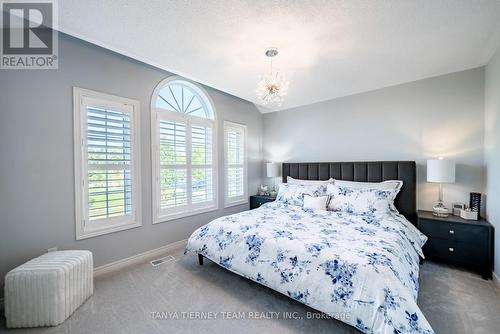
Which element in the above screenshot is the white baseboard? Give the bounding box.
[94,239,187,277]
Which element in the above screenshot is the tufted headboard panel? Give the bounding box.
[282,161,417,224]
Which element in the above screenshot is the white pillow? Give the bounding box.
[327,180,402,215]
[287,176,333,185]
[303,194,329,211]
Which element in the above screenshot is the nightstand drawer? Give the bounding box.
[419,218,487,243]
[423,239,488,266]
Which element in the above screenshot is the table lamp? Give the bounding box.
[427,158,455,217]
[266,162,280,197]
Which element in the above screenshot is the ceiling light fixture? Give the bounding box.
[256,48,289,107]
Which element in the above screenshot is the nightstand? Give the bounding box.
[417,210,494,279]
[249,195,275,209]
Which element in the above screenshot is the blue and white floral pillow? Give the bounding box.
[276,183,328,207]
[326,180,402,215]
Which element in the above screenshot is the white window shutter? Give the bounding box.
[191,125,214,204]
[224,121,248,207]
[73,88,142,240]
[159,120,188,208]
[86,107,133,220]
[151,78,218,223]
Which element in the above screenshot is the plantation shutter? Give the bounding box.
[156,113,216,218]
[224,122,247,206]
[152,79,217,223]
[86,106,133,222]
[74,88,141,240]
[159,120,188,208]
[191,124,214,204]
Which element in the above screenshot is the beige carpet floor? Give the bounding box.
[1,247,499,334]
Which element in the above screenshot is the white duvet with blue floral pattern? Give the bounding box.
[185,202,433,334]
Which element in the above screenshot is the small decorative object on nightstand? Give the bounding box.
[427,158,455,217]
[451,202,465,216]
[460,208,478,220]
[250,195,275,209]
[417,210,494,279]
[257,184,269,196]
[469,192,481,219]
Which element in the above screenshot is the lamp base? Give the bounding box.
[433,201,449,217]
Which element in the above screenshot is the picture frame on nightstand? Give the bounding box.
[452,202,465,216]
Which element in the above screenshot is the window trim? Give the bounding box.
[223,121,248,208]
[151,76,218,224]
[73,87,142,240]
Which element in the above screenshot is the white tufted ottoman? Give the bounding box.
[4,250,93,328]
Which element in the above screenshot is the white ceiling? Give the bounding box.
[58,0,500,113]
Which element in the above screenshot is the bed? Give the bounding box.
[185,161,434,334]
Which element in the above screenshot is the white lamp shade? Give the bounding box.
[427,159,455,183]
[266,162,280,177]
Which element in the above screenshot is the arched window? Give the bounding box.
[155,83,214,119]
[151,77,217,223]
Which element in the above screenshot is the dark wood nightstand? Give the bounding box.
[249,195,275,209]
[417,210,494,279]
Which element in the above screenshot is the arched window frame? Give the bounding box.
[151,76,218,223]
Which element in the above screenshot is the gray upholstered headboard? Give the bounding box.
[282,161,417,224]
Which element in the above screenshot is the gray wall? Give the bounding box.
[485,45,500,278]
[0,34,263,293]
[263,68,486,212]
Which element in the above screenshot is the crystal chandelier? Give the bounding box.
[256,48,289,106]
